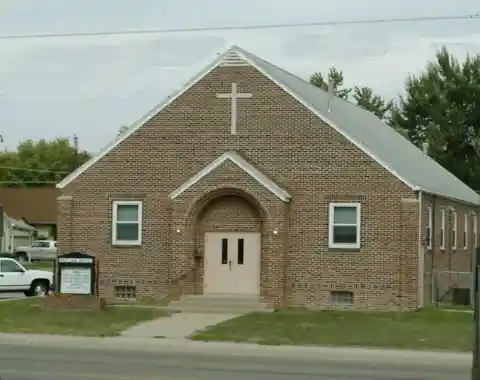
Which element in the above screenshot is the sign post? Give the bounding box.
[56,251,95,296]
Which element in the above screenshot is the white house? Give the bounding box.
[1,213,37,253]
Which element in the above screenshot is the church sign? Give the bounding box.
[56,251,96,295]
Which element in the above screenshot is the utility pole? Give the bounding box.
[473,247,480,380]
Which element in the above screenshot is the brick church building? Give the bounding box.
[56,45,480,311]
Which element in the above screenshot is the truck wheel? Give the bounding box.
[29,280,49,297]
[15,252,28,262]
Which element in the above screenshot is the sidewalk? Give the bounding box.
[120,312,239,338]
[0,332,471,365]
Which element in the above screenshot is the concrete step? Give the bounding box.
[174,294,265,307]
[181,293,262,300]
[168,294,271,314]
[167,304,271,314]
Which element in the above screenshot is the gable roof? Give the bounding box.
[3,213,37,232]
[0,187,59,224]
[57,45,480,206]
[169,151,292,202]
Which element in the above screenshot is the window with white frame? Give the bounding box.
[112,200,143,245]
[426,207,433,249]
[475,214,478,249]
[440,209,445,250]
[452,211,457,249]
[328,203,361,249]
[464,213,468,250]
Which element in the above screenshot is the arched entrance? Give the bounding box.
[191,188,265,295]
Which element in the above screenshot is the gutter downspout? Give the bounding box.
[430,194,437,305]
[421,141,437,305]
[418,191,425,308]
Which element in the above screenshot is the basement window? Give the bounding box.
[330,291,354,306]
[114,285,137,300]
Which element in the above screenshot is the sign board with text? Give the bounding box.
[56,251,95,296]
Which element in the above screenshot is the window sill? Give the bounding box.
[111,241,142,247]
[328,245,360,252]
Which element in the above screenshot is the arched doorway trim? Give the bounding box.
[185,185,269,234]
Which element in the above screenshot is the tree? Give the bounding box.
[310,68,351,100]
[0,138,91,187]
[309,68,393,121]
[117,125,129,138]
[391,47,480,189]
[353,86,394,120]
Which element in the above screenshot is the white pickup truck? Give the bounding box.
[0,257,53,296]
[14,240,57,262]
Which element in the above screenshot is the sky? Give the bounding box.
[0,0,479,152]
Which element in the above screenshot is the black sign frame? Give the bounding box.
[55,251,95,296]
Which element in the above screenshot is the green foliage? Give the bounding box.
[310,48,480,190]
[117,125,129,137]
[391,47,480,189]
[310,67,351,100]
[0,138,91,188]
[352,86,394,120]
[309,68,393,121]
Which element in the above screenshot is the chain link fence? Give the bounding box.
[432,269,474,306]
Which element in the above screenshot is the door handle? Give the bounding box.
[0,274,3,277]
[229,260,232,271]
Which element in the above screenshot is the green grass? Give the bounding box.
[0,298,169,336]
[436,302,473,311]
[23,261,54,270]
[191,308,474,351]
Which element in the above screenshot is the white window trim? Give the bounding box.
[328,202,361,249]
[475,214,478,249]
[440,209,445,250]
[112,200,143,246]
[427,207,433,250]
[452,211,457,250]
[464,213,468,250]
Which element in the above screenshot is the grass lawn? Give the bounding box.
[191,308,474,351]
[0,298,169,337]
[23,261,54,271]
[436,302,473,311]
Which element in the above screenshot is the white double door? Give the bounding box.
[204,232,260,295]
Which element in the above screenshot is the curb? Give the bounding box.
[0,333,471,365]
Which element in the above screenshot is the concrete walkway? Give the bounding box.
[120,312,240,338]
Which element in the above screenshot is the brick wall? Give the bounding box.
[59,63,423,310]
[41,294,106,311]
[420,193,480,304]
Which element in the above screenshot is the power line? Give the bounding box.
[0,13,479,40]
[0,165,69,174]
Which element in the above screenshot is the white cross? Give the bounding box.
[216,83,252,135]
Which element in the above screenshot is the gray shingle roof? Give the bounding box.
[238,46,480,205]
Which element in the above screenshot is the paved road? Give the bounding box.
[0,340,471,380]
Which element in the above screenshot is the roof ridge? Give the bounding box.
[235,46,479,205]
[236,46,392,123]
